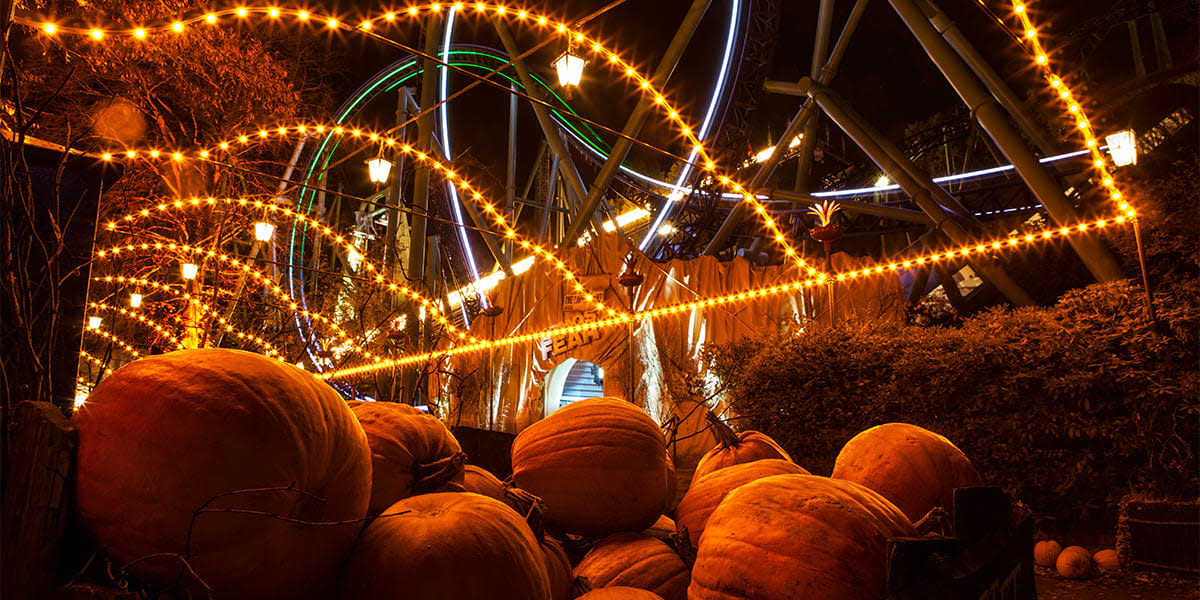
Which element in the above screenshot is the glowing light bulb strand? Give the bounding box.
[33,3,817,274]
[320,213,1133,380]
[87,302,187,349]
[94,275,284,358]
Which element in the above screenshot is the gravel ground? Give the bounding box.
[1036,567,1199,599]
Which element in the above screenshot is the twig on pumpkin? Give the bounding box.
[119,552,213,599]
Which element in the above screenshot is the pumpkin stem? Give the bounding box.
[705,410,742,449]
[570,576,596,597]
[503,486,547,541]
[412,451,467,493]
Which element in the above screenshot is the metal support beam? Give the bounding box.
[410,11,442,285]
[505,82,518,262]
[807,85,1037,306]
[918,0,1057,154]
[561,0,713,250]
[890,0,1123,283]
[492,18,591,235]
[794,0,836,196]
[539,152,560,244]
[424,142,514,276]
[767,189,933,224]
[704,0,869,255]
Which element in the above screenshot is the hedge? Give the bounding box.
[705,278,1199,527]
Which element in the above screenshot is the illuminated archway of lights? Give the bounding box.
[24,2,821,275]
[24,2,1140,380]
[87,302,187,350]
[99,134,632,319]
[93,242,382,363]
[93,276,284,358]
[101,194,486,342]
[84,327,143,358]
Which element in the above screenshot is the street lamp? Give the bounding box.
[366,157,393,184]
[254,221,276,242]
[1105,130,1137,167]
[129,293,142,308]
[552,51,586,87]
[181,262,198,280]
[88,316,102,329]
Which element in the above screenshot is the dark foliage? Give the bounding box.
[706,278,1199,525]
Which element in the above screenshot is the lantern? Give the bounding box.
[366,157,393,184]
[130,293,143,308]
[181,262,198,280]
[552,52,586,87]
[1105,130,1137,167]
[88,316,102,329]
[255,221,276,242]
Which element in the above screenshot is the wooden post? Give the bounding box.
[2,401,78,599]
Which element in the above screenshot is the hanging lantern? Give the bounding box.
[366,157,393,184]
[88,316,102,329]
[254,221,276,242]
[181,262,198,280]
[552,51,586,87]
[129,293,143,308]
[1105,130,1137,167]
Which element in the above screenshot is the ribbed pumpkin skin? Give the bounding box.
[348,401,465,514]
[575,532,689,600]
[579,588,664,600]
[675,459,809,548]
[688,474,916,600]
[462,464,508,500]
[831,423,983,522]
[512,398,668,536]
[690,430,792,485]
[340,492,551,599]
[542,536,573,600]
[74,349,371,600]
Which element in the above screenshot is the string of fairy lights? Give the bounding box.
[20,1,1140,383]
[24,2,820,274]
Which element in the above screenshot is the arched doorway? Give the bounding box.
[543,359,605,416]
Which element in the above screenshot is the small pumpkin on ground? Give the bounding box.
[1094,549,1120,571]
[1055,546,1094,579]
[577,587,664,600]
[675,458,809,548]
[690,411,792,485]
[574,532,689,600]
[1034,540,1063,568]
[831,422,983,522]
[511,398,669,537]
[339,492,551,599]
[348,401,466,514]
[74,349,372,599]
[689,474,916,600]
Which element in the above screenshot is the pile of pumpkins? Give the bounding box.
[72,349,985,599]
[1034,540,1121,579]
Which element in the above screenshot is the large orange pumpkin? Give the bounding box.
[73,349,371,599]
[340,492,551,599]
[511,397,668,536]
[675,458,809,548]
[690,411,792,485]
[689,474,916,600]
[831,422,983,522]
[574,532,689,600]
[348,401,465,514]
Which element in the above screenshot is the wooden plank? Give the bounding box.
[2,401,78,600]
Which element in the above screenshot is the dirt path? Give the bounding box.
[1036,569,1199,599]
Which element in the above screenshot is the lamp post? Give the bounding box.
[618,253,644,403]
[809,201,844,326]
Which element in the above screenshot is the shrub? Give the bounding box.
[705,278,1199,525]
